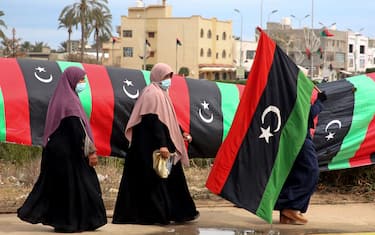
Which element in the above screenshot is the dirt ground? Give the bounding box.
[1,158,374,214]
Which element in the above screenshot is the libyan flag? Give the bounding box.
[205,28,314,223]
[320,28,334,37]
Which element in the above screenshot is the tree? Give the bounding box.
[58,9,78,55]
[32,41,49,52]
[60,0,109,62]
[1,36,21,57]
[0,11,7,40]
[90,7,112,62]
[20,41,32,53]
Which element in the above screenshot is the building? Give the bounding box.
[102,1,235,80]
[232,39,258,79]
[261,19,373,81]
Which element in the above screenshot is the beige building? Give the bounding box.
[102,1,235,80]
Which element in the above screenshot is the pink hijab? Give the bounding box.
[125,63,189,166]
[43,67,93,146]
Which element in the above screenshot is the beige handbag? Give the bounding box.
[80,119,94,157]
[152,150,174,178]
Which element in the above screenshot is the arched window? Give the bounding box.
[216,52,219,59]
[207,30,212,39]
[200,28,204,38]
[222,50,226,58]
[222,32,227,40]
[214,73,220,80]
[223,73,227,80]
[207,48,212,57]
[200,48,204,57]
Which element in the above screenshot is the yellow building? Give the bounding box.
[103,1,235,80]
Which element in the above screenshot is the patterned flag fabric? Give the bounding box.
[320,28,334,37]
[0,57,242,158]
[0,58,375,173]
[313,73,375,171]
[205,30,314,223]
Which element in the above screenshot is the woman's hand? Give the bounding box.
[183,132,192,143]
[159,147,170,159]
[88,152,98,167]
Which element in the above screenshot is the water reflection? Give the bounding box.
[197,228,279,235]
[159,227,281,235]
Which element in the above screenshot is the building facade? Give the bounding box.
[102,2,235,80]
[263,20,374,81]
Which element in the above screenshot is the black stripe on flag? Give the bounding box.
[221,46,299,212]
[106,67,147,157]
[17,59,63,145]
[185,78,223,158]
[314,80,355,170]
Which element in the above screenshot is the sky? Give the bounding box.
[2,0,375,50]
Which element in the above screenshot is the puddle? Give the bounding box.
[161,227,280,235]
[198,228,280,235]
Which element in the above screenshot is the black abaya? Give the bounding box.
[17,116,107,232]
[275,100,324,213]
[112,114,198,225]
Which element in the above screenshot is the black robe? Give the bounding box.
[17,116,107,232]
[112,114,198,225]
[275,100,324,213]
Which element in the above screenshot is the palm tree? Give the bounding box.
[91,7,112,62]
[0,11,7,39]
[32,41,49,52]
[58,10,78,55]
[60,0,109,62]
[20,41,32,53]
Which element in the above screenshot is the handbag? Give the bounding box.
[80,119,94,157]
[152,150,174,178]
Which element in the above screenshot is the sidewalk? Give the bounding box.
[0,202,374,234]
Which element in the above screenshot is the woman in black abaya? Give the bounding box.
[17,66,107,232]
[112,63,199,225]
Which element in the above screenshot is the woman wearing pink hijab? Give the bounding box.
[17,67,107,232]
[113,63,199,225]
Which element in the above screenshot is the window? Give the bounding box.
[123,47,133,57]
[222,50,226,58]
[216,52,219,59]
[200,29,204,38]
[216,35,219,40]
[123,30,132,38]
[360,45,365,54]
[349,44,353,53]
[246,50,256,60]
[360,58,365,68]
[222,73,227,80]
[200,48,204,57]
[207,30,212,39]
[214,73,220,80]
[148,32,155,38]
[207,48,212,57]
[222,32,227,40]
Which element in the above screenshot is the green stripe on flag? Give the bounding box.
[256,71,314,223]
[328,75,375,170]
[0,87,5,141]
[142,70,151,85]
[56,61,92,119]
[216,82,240,141]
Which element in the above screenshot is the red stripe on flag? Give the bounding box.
[0,58,31,144]
[236,84,245,98]
[310,89,319,137]
[170,75,190,134]
[349,74,375,167]
[83,64,114,156]
[206,31,276,194]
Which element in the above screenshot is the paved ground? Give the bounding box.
[0,202,374,235]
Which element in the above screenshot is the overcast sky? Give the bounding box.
[2,0,374,49]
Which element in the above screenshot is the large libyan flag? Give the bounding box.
[205,29,314,223]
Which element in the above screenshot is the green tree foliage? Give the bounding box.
[60,0,110,62]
